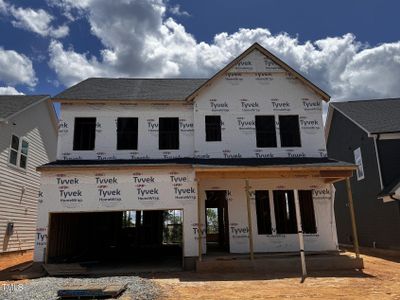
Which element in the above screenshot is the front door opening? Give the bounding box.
[205,190,229,252]
[47,210,183,269]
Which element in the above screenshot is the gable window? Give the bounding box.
[9,135,29,170]
[279,115,301,147]
[298,190,317,234]
[255,115,277,147]
[273,190,297,234]
[117,117,138,150]
[205,115,222,142]
[159,117,179,150]
[255,190,272,234]
[73,117,96,151]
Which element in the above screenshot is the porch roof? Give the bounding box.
[37,158,355,182]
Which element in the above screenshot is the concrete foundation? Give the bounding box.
[196,252,363,273]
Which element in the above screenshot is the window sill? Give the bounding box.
[7,162,27,174]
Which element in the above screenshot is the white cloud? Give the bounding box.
[49,0,400,101]
[1,0,69,38]
[0,86,24,95]
[169,4,189,17]
[0,47,37,86]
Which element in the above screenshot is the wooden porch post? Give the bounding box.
[294,189,307,279]
[245,180,254,261]
[346,177,360,259]
[197,179,202,262]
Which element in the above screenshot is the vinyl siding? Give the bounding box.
[0,101,57,253]
[327,109,400,249]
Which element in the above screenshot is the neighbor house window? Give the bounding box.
[8,135,29,169]
[279,115,301,147]
[117,117,138,150]
[205,115,221,142]
[353,147,365,181]
[255,115,277,147]
[255,190,272,234]
[73,117,96,150]
[298,190,317,234]
[273,190,297,234]
[159,117,179,150]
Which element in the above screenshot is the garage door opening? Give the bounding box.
[47,210,183,269]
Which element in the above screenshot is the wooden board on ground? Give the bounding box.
[57,284,127,299]
[43,263,88,276]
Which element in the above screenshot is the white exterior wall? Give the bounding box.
[57,50,326,161]
[34,168,198,262]
[194,50,326,159]
[199,179,338,253]
[58,103,194,160]
[0,101,57,253]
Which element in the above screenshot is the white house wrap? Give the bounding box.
[34,43,355,270]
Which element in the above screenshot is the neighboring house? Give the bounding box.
[326,98,400,250]
[34,43,356,270]
[0,95,58,255]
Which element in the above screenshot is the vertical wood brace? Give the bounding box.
[294,189,307,280]
[197,179,202,262]
[245,180,254,261]
[346,177,360,259]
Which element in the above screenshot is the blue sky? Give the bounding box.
[0,0,399,101]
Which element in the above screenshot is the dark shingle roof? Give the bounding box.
[54,78,208,101]
[38,157,355,170]
[331,98,400,134]
[377,176,400,199]
[0,95,49,120]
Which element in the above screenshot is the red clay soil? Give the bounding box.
[153,251,400,300]
[0,251,33,272]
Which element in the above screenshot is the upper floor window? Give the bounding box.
[255,115,277,147]
[205,115,222,142]
[73,117,96,151]
[159,117,179,150]
[9,135,29,169]
[117,117,138,150]
[279,115,301,147]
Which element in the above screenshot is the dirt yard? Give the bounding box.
[153,252,400,300]
[0,250,33,272]
[1,250,399,299]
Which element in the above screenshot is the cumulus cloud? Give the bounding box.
[0,86,24,95]
[0,0,69,38]
[49,0,400,101]
[169,4,190,17]
[0,47,37,86]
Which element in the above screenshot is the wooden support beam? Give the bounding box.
[346,178,360,259]
[195,169,355,180]
[197,179,203,262]
[294,189,307,281]
[245,180,254,261]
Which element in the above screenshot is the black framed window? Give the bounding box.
[73,117,96,150]
[299,190,317,234]
[255,190,272,234]
[159,117,179,150]
[117,118,138,150]
[273,190,297,234]
[205,115,221,142]
[279,115,301,147]
[255,115,277,147]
